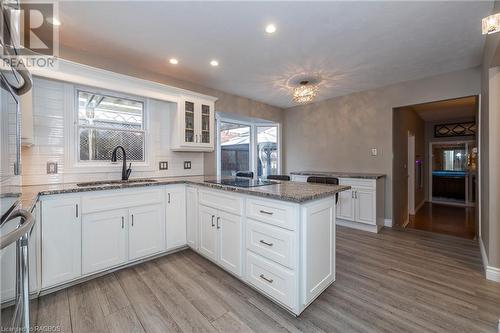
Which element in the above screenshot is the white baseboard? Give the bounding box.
[384,219,392,227]
[336,219,380,233]
[480,237,500,282]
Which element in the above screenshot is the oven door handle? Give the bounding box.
[0,209,34,250]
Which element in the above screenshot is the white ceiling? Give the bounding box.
[58,1,493,108]
[412,96,477,122]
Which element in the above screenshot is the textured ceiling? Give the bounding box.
[412,96,477,122]
[58,1,492,108]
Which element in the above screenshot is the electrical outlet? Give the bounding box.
[47,162,58,174]
[159,161,168,170]
[371,148,378,156]
[184,161,192,170]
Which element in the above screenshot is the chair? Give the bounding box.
[267,175,290,181]
[235,171,254,178]
[307,176,339,204]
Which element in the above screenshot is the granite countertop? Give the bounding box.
[17,175,350,211]
[290,171,386,179]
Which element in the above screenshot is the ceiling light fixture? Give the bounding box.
[265,24,276,34]
[47,17,61,26]
[169,58,179,65]
[210,60,219,67]
[293,80,318,104]
[482,13,500,34]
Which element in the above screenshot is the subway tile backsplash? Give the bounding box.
[22,78,204,185]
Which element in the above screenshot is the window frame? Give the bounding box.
[66,84,153,173]
[216,114,281,178]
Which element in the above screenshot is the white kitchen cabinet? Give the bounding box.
[186,186,198,249]
[165,185,186,250]
[41,196,81,288]
[198,197,242,277]
[129,204,166,260]
[355,189,376,224]
[217,210,242,276]
[171,96,215,152]
[82,209,128,275]
[337,188,355,221]
[199,204,218,261]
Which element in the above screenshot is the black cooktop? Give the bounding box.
[205,178,278,188]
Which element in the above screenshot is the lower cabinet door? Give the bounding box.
[186,187,198,249]
[166,186,186,250]
[129,204,166,260]
[337,189,355,221]
[218,210,242,276]
[355,189,376,225]
[41,197,82,288]
[198,205,217,261]
[82,209,128,275]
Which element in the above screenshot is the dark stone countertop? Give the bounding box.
[290,171,386,179]
[18,175,350,210]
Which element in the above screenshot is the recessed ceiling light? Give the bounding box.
[169,58,179,65]
[210,60,219,67]
[265,24,276,34]
[47,17,61,26]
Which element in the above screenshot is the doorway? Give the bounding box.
[392,95,479,239]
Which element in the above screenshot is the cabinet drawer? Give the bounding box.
[246,198,296,231]
[339,178,376,189]
[198,189,241,215]
[246,219,295,269]
[246,252,295,308]
[82,188,163,214]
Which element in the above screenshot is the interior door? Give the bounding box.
[82,209,128,275]
[355,189,376,225]
[218,210,242,276]
[337,189,355,221]
[129,204,165,260]
[198,205,217,261]
[166,186,186,250]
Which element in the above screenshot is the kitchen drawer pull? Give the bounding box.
[131,214,134,226]
[76,204,79,218]
[121,216,124,229]
[259,274,273,283]
[168,193,171,204]
[259,210,274,215]
[259,240,273,247]
[216,216,221,229]
[211,215,215,227]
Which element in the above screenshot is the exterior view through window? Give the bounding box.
[77,90,145,161]
[220,122,250,176]
[257,126,278,177]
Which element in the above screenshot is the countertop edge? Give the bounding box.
[290,171,386,179]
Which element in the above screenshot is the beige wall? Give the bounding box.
[59,46,285,176]
[480,1,500,266]
[283,67,481,220]
[392,107,426,227]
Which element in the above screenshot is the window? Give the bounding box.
[77,90,145,162]
[216,115,280,178]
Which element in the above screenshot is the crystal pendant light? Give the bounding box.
[292,80,318,104]
[482,13,500,35]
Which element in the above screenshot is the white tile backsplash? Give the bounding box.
[22,77,204,185]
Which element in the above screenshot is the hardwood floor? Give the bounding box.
[24,227,500,332]
[407,202,476,239]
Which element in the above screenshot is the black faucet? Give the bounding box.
[111,146,132,181]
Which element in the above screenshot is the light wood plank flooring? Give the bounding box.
[23,227,500,332]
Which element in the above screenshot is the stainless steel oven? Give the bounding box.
[1,0,36,331]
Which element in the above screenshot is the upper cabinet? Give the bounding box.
[171,96,215,152]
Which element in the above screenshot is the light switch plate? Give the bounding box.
[47,162,58,174]
[159,161,168,170]
[184,161,191,169]
[371,148,378,156]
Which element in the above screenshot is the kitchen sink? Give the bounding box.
[76,179,158,187]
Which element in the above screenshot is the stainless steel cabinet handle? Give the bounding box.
[131,214,134,226]
[216,217,220,229]
[211,215,215,227]
[121,216,124,229]
[76,204,79,218]
[259,274,273,283]
[355,191,358,199]
[259,240,273,247]
[259,210,273,215]
[168,193,171,204]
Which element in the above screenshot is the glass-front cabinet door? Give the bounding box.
[184,101,195,144]
[201,104,210,144]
